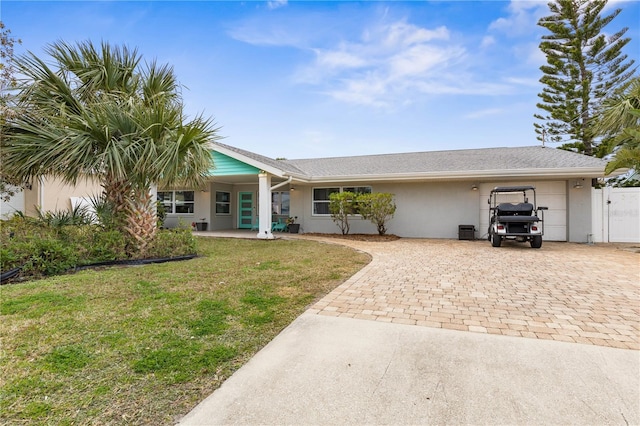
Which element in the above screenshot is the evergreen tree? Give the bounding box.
[0,22,24,201]
[534,0,636,156]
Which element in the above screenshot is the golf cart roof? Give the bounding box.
[491,186,536,193]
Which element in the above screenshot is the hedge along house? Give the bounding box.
[157,142,615,243]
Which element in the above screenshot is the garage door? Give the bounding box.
[478,181,566,241]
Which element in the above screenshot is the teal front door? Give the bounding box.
[238,192,254,229]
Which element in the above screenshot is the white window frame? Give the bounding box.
[157,190,195,215]
[271,191,290,216]
[215,191,231,215]
[312,186,372,216]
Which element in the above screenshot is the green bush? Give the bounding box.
[147,229,197,259]
[1,214,197,282]
[329,191,356,235]
[21,238,79,277]
[87,230,128,262]
[357,193,397,235]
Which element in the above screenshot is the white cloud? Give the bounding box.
[488,1,548,37]
[292,19,489,108]
[315,46,368,70]
[464,108,504,119]
[505,76,540,87]
[232,10,528,109]
[480,35,496,48]
[517,42,546,67]
[267,0,288,10]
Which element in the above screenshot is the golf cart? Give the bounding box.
[488,186,548,249]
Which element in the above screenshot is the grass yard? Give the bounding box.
[1,236,370,425]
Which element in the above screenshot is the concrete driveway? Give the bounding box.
[180,238,639,425]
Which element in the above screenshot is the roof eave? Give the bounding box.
[605,167,630,178]
[296,167,609,183]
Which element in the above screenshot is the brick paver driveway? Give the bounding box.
[304,238,640,350]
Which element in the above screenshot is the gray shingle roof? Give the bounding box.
[282,146,608,178]
[213,143,609,180]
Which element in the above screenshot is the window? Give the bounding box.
[344,187,372,196]
[313,186,372,215]
[271,191,290,215]
[344,186,372,214]
[313,188,339,215]
[216,191,231,215]
[157,190,194,214]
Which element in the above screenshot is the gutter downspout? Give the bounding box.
[39,177,44,211]
[270,176,293,191]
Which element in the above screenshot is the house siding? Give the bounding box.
[23,176,101,216]
[567,180,592,243]
[212,151,260,176]
[292,181,481,238]
[289,179,591,241]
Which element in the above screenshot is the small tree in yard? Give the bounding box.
[358,193,396,236]
[329,191,356,235]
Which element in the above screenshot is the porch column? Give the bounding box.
[257,172,274,239]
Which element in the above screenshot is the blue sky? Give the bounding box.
[3,0,639,159]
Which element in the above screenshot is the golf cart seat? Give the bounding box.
[496,203,538,223]
[497,202,534,215]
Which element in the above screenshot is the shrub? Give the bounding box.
[1,214,197,282]
[35,205,94,227]
[147,228,197,259]
[84,229,128,263]
[357,193,397,235]
[21,238,79,277]
[329,191,356,235]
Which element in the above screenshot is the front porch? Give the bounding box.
[192,229,301,239]
[159,145,299,239]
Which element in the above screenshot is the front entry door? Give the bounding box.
[238,192,254,229]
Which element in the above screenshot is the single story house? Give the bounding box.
[1,143,618,243]
[163,143,613,243]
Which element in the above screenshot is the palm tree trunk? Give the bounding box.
[102,176,132,230]
[123,186,157,257]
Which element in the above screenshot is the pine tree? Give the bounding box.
[0,22,24,201]
[534,0,636,156]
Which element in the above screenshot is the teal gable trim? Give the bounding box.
[211,151,260,176]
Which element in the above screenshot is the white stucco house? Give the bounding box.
[4,143,633,243]
[162,143,615,243]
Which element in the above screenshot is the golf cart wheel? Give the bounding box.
[491,233,502,247]
[530,236,542,249]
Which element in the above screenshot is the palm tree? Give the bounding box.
[2,41,219,255]
[595,77,640,175]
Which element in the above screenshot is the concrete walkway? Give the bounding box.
[180,236,639,425]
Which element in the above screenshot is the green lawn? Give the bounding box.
[1,237,370,425]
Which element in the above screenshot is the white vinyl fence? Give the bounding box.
[591,187,640,243]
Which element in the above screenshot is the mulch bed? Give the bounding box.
[302,233,400,242]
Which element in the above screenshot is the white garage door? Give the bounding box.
[478,181,567,242]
